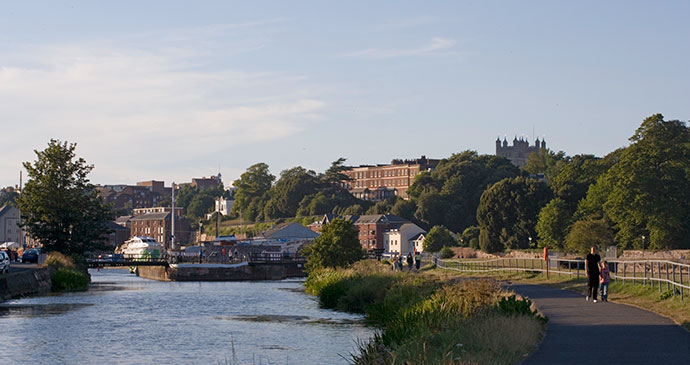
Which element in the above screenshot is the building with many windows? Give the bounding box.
[343,156,440,200]
[129,212,191,249]
[0,205,20,244]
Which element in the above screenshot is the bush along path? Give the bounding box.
[510,284,690,365]
[305,261,546,364]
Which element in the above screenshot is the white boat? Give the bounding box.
[120,236,165,259]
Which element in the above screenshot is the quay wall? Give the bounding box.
[136,262,306,282]
[0,268,52,303]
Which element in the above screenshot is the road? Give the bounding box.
[511,284,690,364]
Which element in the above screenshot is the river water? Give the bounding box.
[0,269,373,364]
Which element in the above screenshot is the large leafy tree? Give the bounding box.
[565,219,614,255]
[422,225,457,252]
[535,198,571,249]
[477,177,551,253]
[602,114,690,249]
[17,140,114,255]
[231,163,275,221]
[302,218,364,272]
[409,151,520,233]
[264,166,320,219]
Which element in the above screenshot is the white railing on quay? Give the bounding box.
[434,256,690,301]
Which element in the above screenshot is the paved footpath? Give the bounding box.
[510,284,690,365]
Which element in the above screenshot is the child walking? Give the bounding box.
[600,261,611,302]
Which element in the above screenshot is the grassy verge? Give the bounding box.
[44,252,90,292]
[305,261,546,364]
[434,267,690,331]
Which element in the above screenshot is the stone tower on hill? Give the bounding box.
[495,136,546,167]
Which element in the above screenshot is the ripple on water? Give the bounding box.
[219,314,364,325]
[0,303,94,318]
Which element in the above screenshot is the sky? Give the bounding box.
[1,1,688,188]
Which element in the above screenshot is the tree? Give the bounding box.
[302,218,364,272]
[523,149,568,180]
[391,198,416,221]
[409,151,520,233]
[476,177,551,253]
[601,114,690,249]
[565,219,614,255]
[535,198,571,250]
[460,226,480,249]
[231,163,275,221]
[0,187,19,207]
[366,197,396,215]
[263,167,321,219]
[17,140,114,255]
[422,225,457,252]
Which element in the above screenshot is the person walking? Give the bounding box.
[406,253,413,272]
[415,251,421,271]
[397,255,403,271]
[585,246,601,302]
[600,261,611,302]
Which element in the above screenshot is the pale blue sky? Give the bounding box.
[1,1,688,187]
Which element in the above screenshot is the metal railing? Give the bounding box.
[435,257,690,301]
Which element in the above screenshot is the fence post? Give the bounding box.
[651,262,654,288]
[672,264,676,298]
[644,262,647,286]
[633,262,636,285]
[666,263,671,293]
[623,262,626,284]
[658,262,662,294]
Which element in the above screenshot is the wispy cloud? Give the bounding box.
[342,37,457,59]
[0,32,324,185]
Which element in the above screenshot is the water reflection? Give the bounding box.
[0,269,372,364]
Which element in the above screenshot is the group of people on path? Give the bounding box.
[392,252,421,272]
[585,245,611,303]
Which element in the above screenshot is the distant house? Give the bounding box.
[0,205,20,244]
[383,223,426,255]
[263,222,319,242]
[308,213,410,253]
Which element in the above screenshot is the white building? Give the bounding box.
[383,223,426,255]
[214,198,233,216]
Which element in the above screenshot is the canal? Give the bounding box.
[0,269,373,364]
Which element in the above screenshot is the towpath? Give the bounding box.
[510,284,690,364]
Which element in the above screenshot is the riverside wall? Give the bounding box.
[0,267,52,303]
[136,262,306,282]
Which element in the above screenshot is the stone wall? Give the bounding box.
[619,250,690,263]
[0,267,52,302]
[136,262,306,282]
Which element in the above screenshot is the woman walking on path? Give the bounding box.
[586,246,601,302]
[600,261,611,302]
[406,253,413,272]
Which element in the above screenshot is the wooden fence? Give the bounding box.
[435,257,690,301]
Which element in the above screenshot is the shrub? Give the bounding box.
[45,252,90,292]
[440,246,455,259]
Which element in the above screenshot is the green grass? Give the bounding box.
[306,260,546,364]
[44,252,90,292]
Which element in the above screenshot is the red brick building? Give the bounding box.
[130,212,192,249]
[343,156,440,200]
[308,214,409,252]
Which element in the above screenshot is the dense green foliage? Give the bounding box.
[477,177,551,252]
[460,225,481,249]
[422,225,457,252]
[45,252,90,292]
[408,151,520,233]
[565,219,615,255]
[305,261,545,364]
[17,140,114,255]
[231,162,275,221]
[0,187,19,207]
[440,246,455,259]
[535,198,571,249]
[301,218,364,272]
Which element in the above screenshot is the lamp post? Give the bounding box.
[641,235,646,248]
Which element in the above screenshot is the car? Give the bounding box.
[0,251,10,274]
[21,249,40,264]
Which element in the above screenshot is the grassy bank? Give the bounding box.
[434,267,690,331]
[44,252,90,292]
[305,261,546,364]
